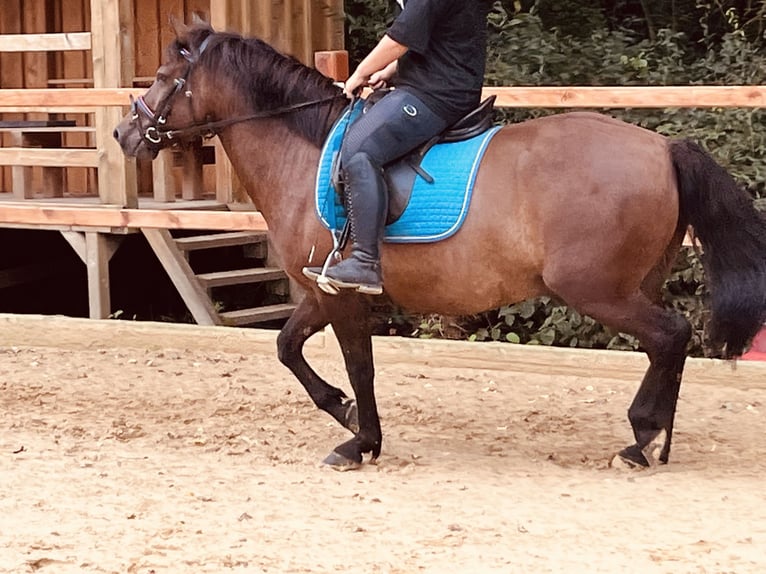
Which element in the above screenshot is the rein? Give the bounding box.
[129,36,345,151]
[135,94,346,145]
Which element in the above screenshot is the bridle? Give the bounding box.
[129,35,345,153]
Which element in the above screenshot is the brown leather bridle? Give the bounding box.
[129,36,344,154]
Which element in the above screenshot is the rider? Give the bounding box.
[304,0,491,295]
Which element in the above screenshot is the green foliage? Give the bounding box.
[344,0,765,357]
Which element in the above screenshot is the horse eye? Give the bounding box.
[156,73,168,83]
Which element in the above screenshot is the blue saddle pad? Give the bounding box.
[314,101,501,243]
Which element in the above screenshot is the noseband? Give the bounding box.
[130,35,345,153]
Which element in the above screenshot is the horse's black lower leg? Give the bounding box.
[277,295,358,432]
[556,290,691,467]
[620,311,691,466]
[321,295,381,470]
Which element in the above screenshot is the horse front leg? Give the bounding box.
[277,294,358,433]
[321,295,382,471]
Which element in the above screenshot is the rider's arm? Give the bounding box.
[344,34,408,97]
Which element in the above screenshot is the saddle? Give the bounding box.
[333,94,497,224]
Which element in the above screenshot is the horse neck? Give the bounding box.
[217,119,320,228]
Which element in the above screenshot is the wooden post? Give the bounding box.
[90,0,138,208]
[85,232,112,319]
[60,231,123,320]
[180,142,205,201]
[314,51,349,81]
[152,149,176,202]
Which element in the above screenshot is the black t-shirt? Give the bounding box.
[387,0,490,124]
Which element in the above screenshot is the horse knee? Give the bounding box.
[276,330,299,368]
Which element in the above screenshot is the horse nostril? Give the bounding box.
[113,128,120,141]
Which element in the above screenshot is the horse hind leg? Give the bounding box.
[550,285,691,467]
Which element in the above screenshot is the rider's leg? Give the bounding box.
[303,89,448,293]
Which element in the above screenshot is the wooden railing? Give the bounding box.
[1,84,765,230]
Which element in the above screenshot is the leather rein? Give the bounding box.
[129,36,345,152]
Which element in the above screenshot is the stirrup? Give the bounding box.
[324,276,383,296]
[304,220,351,295]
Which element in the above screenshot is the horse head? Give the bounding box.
[113,16,215,160]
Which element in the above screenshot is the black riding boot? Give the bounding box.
[303,152,387,295]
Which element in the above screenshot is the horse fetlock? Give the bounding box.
[342,398,359,434]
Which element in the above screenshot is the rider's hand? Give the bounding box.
[343,71,368,99]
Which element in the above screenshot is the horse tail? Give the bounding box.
[670,138,766,357]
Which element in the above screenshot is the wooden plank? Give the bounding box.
[173,231,268,251]
[22,0,50,128]
[0,89,139,108]
[85,232,112,319]
[3,86,766,110]
[180,143,204,200]
[141,228,221,325]
[0,33,92,52]
[482,86,766,108]
[152,149,176,202]
[219,303,296,326]
[195,267,287,289]
[0,1,24,194]
[133,0,161,81]
[209,0,229,31]
[90,0,137,207]
[213,138,235,204]
[60,1,92,196]
[0,313,763,389]
[0,312,327,354]
[0,203,269,230]
[159,0,184,66]
[0,148,99,167]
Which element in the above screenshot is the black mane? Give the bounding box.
[173,26,345,147]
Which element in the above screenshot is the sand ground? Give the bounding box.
[1,315,765,573]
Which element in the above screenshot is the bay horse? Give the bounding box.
[114,19,766,470]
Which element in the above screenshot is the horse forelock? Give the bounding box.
[176,26,343,146]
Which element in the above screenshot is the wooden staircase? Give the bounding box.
[142,228,295,327]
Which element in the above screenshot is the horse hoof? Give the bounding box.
[322,450,362,471]
[611,444,651,469]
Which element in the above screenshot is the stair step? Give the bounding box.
[196,267,287,289]
[174,231,268,251]
[220,303,296,325]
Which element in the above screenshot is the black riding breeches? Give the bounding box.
[340,88,449,170]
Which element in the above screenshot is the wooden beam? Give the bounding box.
[90,0,137,207]
[0,147,99,167]
[141,228,221,326]
[0,88,139,108]
[0,33,92,52]
[0,203,269,230]
[314,51,348,81]
[3,86,766,111]
[152,149,176,202]
[482,86,766,108]
[85,232,112,319]
[60,229,87,262]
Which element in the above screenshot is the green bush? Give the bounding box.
[345,0,765,356]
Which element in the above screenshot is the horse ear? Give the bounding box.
[169,14,187,38]
[191,12,211,28]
